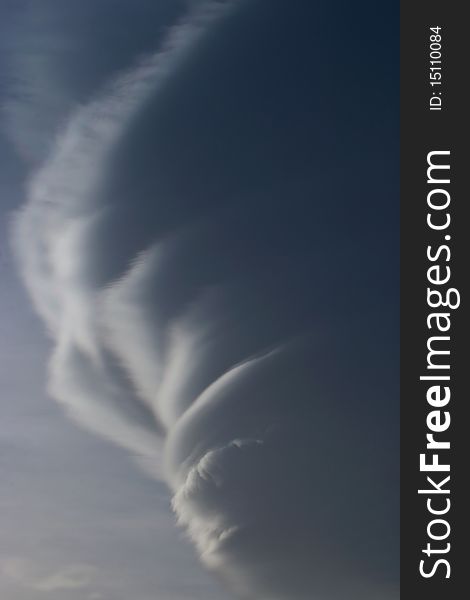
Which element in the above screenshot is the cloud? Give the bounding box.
[0,0,188,163]
[0,557,97,593]
[33,565,97,592]
[8,1,399,598]
[11,0,238,464]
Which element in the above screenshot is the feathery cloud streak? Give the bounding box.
[9,1,399,598]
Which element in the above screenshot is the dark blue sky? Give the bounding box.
[1,2,399,599]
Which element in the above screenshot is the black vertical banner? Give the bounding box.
[401,2,468,600]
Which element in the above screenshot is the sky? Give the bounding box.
[0,1,399,599]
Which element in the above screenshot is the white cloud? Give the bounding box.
[0,557,97,593]
[7,1,399,598]
[12,0,238,466]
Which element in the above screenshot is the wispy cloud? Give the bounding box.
[0,557,97,593]
[12,0,237,464]
[7,1,399,599]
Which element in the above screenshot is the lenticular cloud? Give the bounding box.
[10,1,399,598]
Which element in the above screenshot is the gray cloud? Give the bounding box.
[0,558,98,593]
[8,1,399,598]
